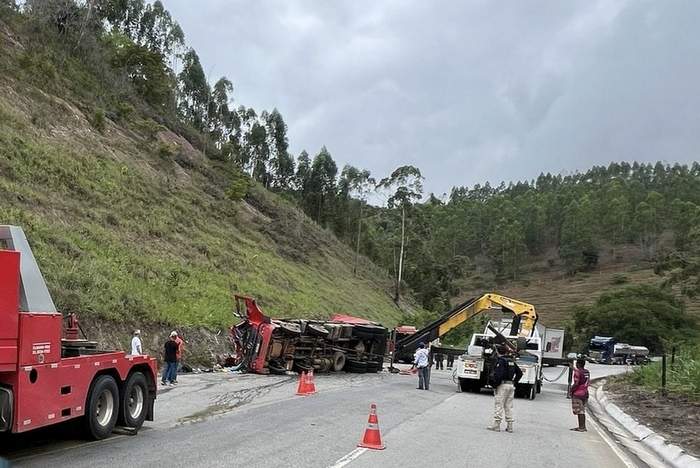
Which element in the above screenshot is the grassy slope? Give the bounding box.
[0,26,414,329]
[456,245,700,327]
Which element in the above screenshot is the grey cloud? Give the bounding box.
[164,0,700,194]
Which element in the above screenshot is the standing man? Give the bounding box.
[174,331,185,381]
[162,332,179,386]
[487,345,523,433]
[131,329,142,356]
[446,353,454,369]
[412,342,430,390]
[435,352,444,370]
[570,358,591,432]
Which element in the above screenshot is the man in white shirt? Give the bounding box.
[131,329,142,356]
[413,342,430,390]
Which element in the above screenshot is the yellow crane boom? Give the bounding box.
[395,293,537,353]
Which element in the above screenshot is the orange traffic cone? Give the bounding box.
[296,371,307,395]
[306,368,317,393]
[296,370,317,396]
[358,403,385,450]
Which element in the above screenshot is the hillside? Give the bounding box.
[0,18,414,337]
[456,244,700,328]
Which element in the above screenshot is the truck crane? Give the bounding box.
[392,293,537,359]
[0,226,157,440]
[391,293,542,399]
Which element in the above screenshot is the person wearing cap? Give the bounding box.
[162,332,179,386]
[487,344,522,433]
[412,342,431,390]
[131,329,142,356]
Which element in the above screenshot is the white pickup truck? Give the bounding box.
[454,325,543,400]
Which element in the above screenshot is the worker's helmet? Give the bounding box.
[170,331,178,337]
[134,329,141,335]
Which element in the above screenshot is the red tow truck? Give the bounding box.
[0,226,157,440]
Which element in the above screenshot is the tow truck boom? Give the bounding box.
[395,293,537,354]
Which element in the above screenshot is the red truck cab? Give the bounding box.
[0,226,157,439]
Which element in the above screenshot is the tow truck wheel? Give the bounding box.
[84,375,119,440]
[528,384,536,400]
[119,372,149,429]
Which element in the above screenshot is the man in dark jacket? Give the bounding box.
[162,332,179,386]
[487,345,523,433]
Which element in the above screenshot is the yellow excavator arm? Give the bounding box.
[437,293,537,338]
[395,293,537,353]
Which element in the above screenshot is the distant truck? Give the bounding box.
[587,336,649,365]
[0,226,157,440]
[454,321,543,400]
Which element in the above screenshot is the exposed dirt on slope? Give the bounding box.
[606,379,700,458]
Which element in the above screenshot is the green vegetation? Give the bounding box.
[571,285,698,352]
[1,1,699,339]
[625,346,700,398]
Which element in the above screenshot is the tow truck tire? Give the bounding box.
[528,384,536,400]
[119,372,149,429]
[84,375,120,440]
[536,379,542,394]
[458,378,471,392]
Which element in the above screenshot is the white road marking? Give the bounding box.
[328,447,368,468]
[587,413,638,468]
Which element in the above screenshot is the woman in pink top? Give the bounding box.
[570,358,590,432]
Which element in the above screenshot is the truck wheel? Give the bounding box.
[84,375,119,440]
[536,379,542,394]
[528,384,536,400]
[119,372,149,429]
[332,352,346,372]
[458,378,471,392]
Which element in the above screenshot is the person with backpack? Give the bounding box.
[570,358,591,432]
[487,345,523,433]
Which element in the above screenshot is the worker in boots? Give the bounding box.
[487,345,522,433]
[570,358,591,432]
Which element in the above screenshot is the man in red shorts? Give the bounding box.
[570,358,591,432]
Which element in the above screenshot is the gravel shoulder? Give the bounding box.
[606,378,700,458]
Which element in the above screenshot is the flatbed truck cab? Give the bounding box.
[0,226,157,439]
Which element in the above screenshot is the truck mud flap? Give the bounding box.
[0,386,12,432]
[146,392,155,422]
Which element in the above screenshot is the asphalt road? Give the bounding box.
[4,364,634,468]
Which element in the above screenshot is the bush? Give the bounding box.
[114,101,134,121]
[226,168,251,201]
[91,108,106,133]
[611,273,629,285]
[156,141,178,159]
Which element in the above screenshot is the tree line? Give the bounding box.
[4,2,700,314]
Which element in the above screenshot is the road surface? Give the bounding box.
[3,364,634,468]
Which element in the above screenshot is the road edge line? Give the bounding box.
[586,411,638,468]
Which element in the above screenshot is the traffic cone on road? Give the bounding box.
[296,370,317,396]
[358,403,385,450]
[307,368,317,393]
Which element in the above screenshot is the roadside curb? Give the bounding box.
[594,381,700,468]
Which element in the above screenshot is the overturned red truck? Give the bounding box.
[0,226,157,440]
[229,295,389,374]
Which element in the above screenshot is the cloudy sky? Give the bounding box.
[165,0,699,196]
